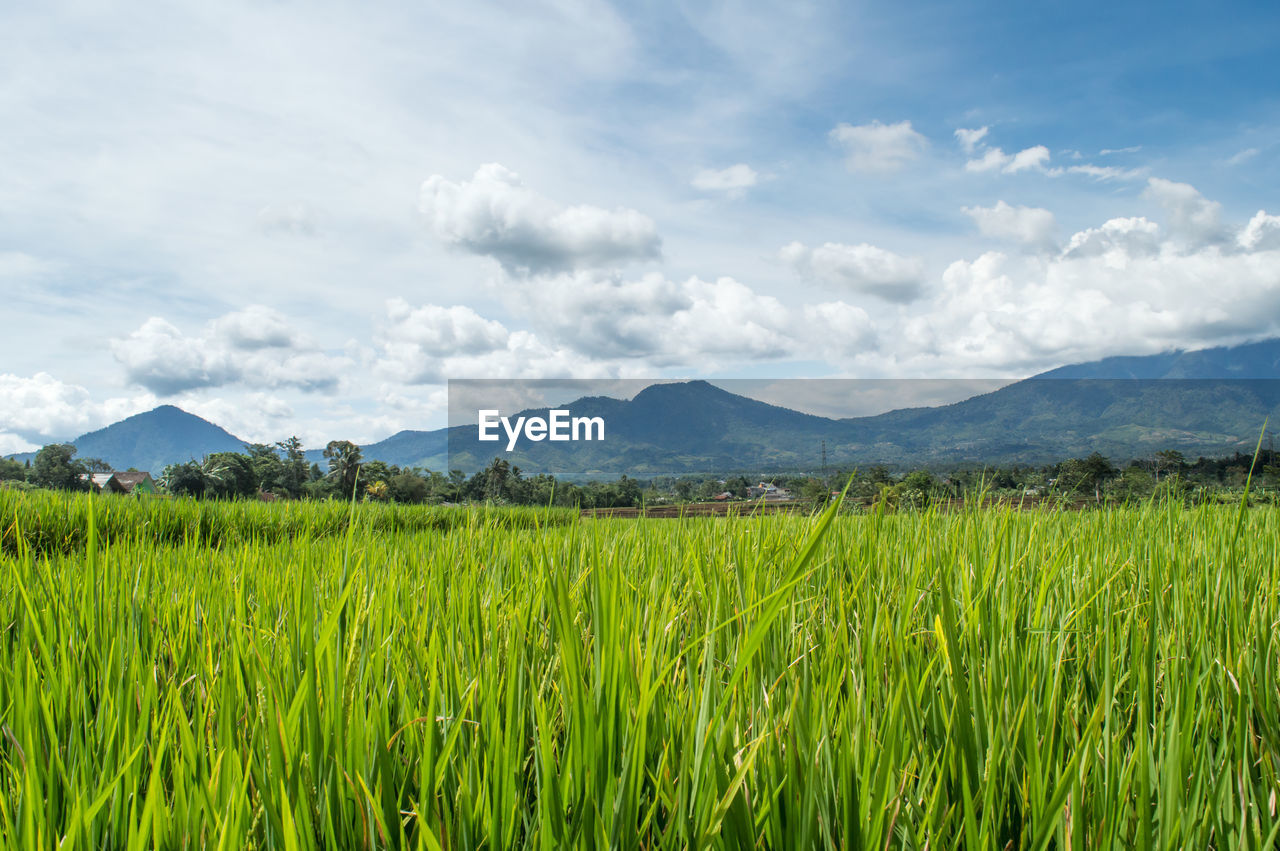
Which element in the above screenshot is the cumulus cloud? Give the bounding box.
[1062,217,1161,260]
[830,120,927,173]
[384,299,509,358]
[1143,178,1227,247]
[954,126,989,155]
[112,308,348,395]
[801,301,879,359]
[965,145,1051,174]
[1238,211,1280,251]
[419,163,662,274]
[211,304,299,350]
[890,215,1280,373]
[378,299,615,384]
[691,163,760,198]
[113,318,238,395]
[962,201,1058,250]
[517,272,796,365]
[780,241,925,302]
[0,372,154,446]
[0,373,94,442]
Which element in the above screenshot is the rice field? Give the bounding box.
[2,489,1280,848]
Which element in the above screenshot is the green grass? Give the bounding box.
[0,488,574,558]
[2,490,1279,848]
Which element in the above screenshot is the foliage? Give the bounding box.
[0,457,26,482]
[323,439,363,499]
[30,443,88,492]
[2,494,1279,846]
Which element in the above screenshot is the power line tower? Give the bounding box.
[820,439,828,499]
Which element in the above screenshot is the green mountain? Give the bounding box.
[47,405,247,474]
[9,338,1280,476]
[441,340,1280,475]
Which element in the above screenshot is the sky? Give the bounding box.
[2,0,1279,452]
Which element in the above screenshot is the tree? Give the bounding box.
[80,457,113,473]
[388,470,429,504]
[31,444,88,491]
[276,436,309,497]
[161,461,208,498]
[472,457,513,502]
[1058,452,1117,502]
[204,452,257,499]
[0,457,25,482]
[324,440,363,499]
[244,443,285,494]
[1152,449,1187,483]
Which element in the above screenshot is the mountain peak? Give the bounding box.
[66,404,247,474]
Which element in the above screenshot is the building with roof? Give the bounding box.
[85,471,159,495]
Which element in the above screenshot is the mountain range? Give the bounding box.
[9,338,1280,476]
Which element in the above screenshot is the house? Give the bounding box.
[85,471,159,496]
[747,482,793,501]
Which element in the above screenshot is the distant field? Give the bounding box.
[2,490,1279,848]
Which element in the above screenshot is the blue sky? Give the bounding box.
[2,0,1278,450]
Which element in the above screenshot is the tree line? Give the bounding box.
[5,441,1279,508]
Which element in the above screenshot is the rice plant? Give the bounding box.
[1,489,1278,848]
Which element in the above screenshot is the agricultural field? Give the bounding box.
[2,488,1280,848]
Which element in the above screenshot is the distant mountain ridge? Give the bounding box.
[8,337,1280,475]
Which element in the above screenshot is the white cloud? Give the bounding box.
[954,126,989,155]
[113,318,239,395]
[1099,146,1142,155]
[1062,164,1148,181]
[384,300,509,358]
[1238,210,1280,251]
[210,305,299,350]
[1143,177,1227,247]
[518,272,796,365]
[112,309,349,395]
[801,302,879,359]
[1062,217,1162,261]
[965,144,1050,174]
[962,201,1057,250]
[964,133,1146,181]
[419,163,662,274]
[0,372,154,444]
[378,299,612,384]
[830,120,927,173]
[180,393,297,444]
[780,241,925,302]
[890,225,1280,373]
[691,163,760,198]
[1006,145,1051,173]
[0,433,38,455]
[0,373,93,440]
[1226,148,1259,167]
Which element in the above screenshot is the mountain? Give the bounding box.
[18,405,249,474]
[1034,338,1280,379]
[9,338,1280,476]
[437,341,1280,475]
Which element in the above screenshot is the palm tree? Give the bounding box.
[324,440,363,499]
